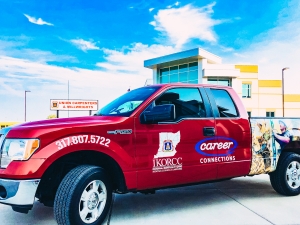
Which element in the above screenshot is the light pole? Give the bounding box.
[282,67,289,117]
[25,90,31,122]
[68,80,69,118]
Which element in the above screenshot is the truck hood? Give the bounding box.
[17,116,125,128]
[6,116,128,138]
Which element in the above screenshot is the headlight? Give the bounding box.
[0,139,40,168]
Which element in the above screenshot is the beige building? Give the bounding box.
[144,48,300,117]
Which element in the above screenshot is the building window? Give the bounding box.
[159,62,198,84]
[207,78,232,87]
[242,84,251,98]
[266,112,275,117]
[247,111,251,117]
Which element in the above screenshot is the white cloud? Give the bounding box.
[150,3,222,47]
[0,39,78,63]
[0,55,147,121]
[167,1,180,9]
[149,21,156,26]
[97,43,177,74]
[70,39,100,52]
[233,53,247,58]
[0,42,178,121]
[23,14,54,26]
[220,46,234,52]
[224,0,300,94]
[0,56,136,91]
[149,8,155,12]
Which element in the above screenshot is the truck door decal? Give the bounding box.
[195,137,238,156]
[194,137,237,164]
[152,131,182,173]
[55,134,111,150]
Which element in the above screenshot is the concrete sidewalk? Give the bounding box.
[1,174,299,225]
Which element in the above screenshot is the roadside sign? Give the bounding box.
[50,99,98,111]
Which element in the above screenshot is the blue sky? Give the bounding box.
[0,0,299,121]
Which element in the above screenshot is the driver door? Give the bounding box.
[135,87,217,189]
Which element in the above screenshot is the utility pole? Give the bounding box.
[68,80,70,117]
[25,90,31,122]
[282,67,289,117]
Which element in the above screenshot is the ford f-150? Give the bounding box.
[0,83,299,225]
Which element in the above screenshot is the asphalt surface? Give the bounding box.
[1,174,300,225]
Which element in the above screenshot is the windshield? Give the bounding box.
[95,86,161,117]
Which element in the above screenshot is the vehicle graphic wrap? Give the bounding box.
[270,120,277,167]
[249,118,300,175]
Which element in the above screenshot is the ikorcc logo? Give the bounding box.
[195,137,238,156]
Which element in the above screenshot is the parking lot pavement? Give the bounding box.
[1,174,300,225]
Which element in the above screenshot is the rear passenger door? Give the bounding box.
[205,88,251,179]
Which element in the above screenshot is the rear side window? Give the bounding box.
[210,89,238,117]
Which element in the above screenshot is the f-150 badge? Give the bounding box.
[107,129,132,134]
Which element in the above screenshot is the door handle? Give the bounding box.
[203,127,215,136]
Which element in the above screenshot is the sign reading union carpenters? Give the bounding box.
[50,99,98,111]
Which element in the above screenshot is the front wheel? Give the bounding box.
[269,152,300,196]
[54,165,112,225]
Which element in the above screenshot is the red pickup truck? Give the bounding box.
[1,83,300,225]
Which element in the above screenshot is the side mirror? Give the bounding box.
[143,104,175,123]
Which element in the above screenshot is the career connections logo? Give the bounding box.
[195,137,238,164]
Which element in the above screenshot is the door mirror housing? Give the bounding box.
[143,104,175,123]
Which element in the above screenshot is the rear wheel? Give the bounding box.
[269,152,300,196]
[54,165,112,225]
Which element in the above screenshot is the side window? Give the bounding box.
[210,89,238,117]
[155,88,206,120]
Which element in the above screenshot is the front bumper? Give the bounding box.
[0,178,40,207]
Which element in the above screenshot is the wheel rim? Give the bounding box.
[79,180,107,223]
[286,161,300,189]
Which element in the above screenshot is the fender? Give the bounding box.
[32,136,135,173]
[1,136,134,180]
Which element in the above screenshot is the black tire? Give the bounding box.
[54,165,112,225]
[269,152,300,196]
